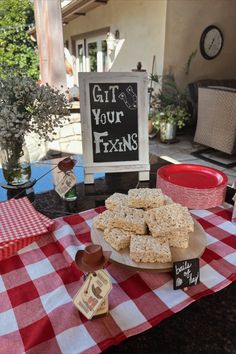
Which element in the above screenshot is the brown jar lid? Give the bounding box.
[58,157,76,172]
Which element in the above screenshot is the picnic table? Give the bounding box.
[0,155,235,354]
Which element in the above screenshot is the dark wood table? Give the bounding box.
[0,155,235,354]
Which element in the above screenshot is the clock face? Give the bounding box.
[200,26,223,60]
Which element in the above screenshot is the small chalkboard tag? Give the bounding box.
[173,258,200,290]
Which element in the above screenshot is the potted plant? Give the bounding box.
[149,74,190,143]
[0,73,70,185]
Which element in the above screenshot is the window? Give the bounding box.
[75,35,108,76]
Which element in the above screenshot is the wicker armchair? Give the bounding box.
[188,79,236,127]
[194,87,236,155]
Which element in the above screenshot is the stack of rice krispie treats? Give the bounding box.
[93,189,194,264]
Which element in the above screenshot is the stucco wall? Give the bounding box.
[63,0,167,77]
[164,0,236,88]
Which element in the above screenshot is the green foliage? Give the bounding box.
[185,49,198,76]
[149,74,190,131]
[151,106,190,131]
[149,73,159,84]
[0,72,70,146]
[0,0,39,79]
[88,42,97,72]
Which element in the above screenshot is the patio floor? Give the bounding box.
[149,133,236,186]
[26,127,236,187]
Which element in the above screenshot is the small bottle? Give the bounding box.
[57,157,77,201]
[65,184,77,201]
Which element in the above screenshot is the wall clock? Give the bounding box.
[200,25,223,60]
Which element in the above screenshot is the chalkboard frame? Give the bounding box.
[79,72,150,184]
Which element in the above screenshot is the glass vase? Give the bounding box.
[0,142,31,185]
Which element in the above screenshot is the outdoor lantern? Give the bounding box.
[106,32,117,52]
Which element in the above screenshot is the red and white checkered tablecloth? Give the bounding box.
[0,204,235,354]
[0,197,54,260]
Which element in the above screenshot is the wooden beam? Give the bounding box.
[63,0,95,17]
[34,0,66,90]
[62,0,109,20]
[34,0,49,83]
[95,0,108,3]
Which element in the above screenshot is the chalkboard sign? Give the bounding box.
[173,258,200,290]
[79,73,149,184]
[89,82,139,163]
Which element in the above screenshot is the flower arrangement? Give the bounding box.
[0,74,70,184]
[0,75,69,145]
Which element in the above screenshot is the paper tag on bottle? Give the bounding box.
[55,172,76,198]
[95,296,109,316]
[73,270,112,320]
[232,193,236,224]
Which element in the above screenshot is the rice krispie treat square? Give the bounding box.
[105,193,128,210]
[104,228,133,250]
[145,203,194,237]
[93,210,114,230]
[169,236,189,248]
[128,188,166,209]
[164,195,174,205]
[108,206,147,234]
[130,235,172,263]
[160,232,189,248]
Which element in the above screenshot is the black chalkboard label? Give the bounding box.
[173,258,200,290]
[89,82,139,163]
